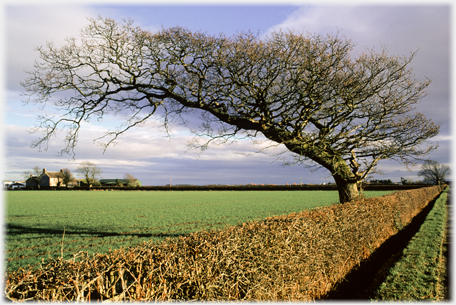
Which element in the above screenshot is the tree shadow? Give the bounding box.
[5,223,187,239]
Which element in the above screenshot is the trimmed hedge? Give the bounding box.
[4,186,442,301]
[372,187,449,300]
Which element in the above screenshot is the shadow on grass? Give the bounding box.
[5,223,187,239]
[320,194,439,300]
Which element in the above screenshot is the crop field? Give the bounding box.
[4,190,393,272]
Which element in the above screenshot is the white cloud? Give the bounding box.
[432,135,453,142]
[6,5,98,91]
[265,5,376,39]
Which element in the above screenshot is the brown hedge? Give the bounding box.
[4,186,442,301]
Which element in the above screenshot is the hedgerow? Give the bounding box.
[372,186,448,300]
[4,186,442,301]
[5,190,393,271]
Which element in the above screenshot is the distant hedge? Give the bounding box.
[5,186,443,301]
[21,183,433,191]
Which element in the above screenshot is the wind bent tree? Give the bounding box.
[22,17,440,203]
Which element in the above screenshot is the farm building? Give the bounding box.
[26,168,76,187]
[7,182,26,189]
[40,168,64,187]
[25,176,40,188]
[99,178,142,187]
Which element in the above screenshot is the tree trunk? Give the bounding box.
[333,175,361,204]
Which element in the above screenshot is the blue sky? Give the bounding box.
[2,1,452,186]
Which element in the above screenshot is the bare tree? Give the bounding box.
[57,168,75,186]
[123,173,138,187]
[23,165,42,180]
[75,161,102,186]
[417,160,450,185]
[23,165,43,187]
[22,18,440,203]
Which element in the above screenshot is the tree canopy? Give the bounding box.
[22,17,440,202]
[75,161,103,186]
[58,168,75,187]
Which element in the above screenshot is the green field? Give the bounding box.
[4,190,393,271]
[373,187,448,300]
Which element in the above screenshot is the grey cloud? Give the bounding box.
[267,5,450,136]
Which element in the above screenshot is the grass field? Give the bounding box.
[4,190,393,271]
[372,187,448,300]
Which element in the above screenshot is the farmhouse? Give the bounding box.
[40,168,64,187]
[26,168,76,187]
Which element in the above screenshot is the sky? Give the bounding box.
[1,1,452,186]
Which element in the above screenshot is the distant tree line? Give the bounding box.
[368,179,394,184]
